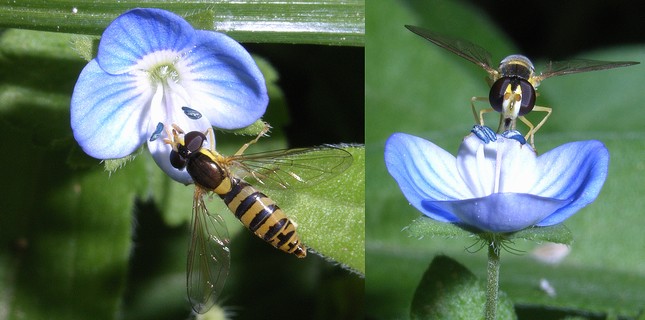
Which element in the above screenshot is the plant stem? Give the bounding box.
[485,240,500,320]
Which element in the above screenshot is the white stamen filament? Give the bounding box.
[493,141,502,194]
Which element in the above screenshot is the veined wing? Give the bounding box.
[225,146,353,190]
[405,25,498,76]
[187,186,231,314]
[535,59,639,82]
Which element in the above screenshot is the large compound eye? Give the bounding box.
[489,77,536,115]
[184,131,207,153]
[169,150,186,169]
[516,79,535,116]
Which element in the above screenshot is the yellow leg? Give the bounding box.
[202,127,216,151]
[471,96,504,131]
[233,122,272,156]
[518,116,536,148]
[471,96,490,125]
[519,105,552,150]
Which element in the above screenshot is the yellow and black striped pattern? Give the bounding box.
[219,177,306,257]
[188,149,306,258]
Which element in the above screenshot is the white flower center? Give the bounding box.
[457,134,538,198]
[130,50,199,135]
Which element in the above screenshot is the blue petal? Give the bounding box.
[71,60,151,158]
[532,140,609,226]
[423,193,571,233]
[97,8,195,74]
[178,30,268,129]
[385,133,474,223]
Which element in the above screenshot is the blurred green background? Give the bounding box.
[0,2,364,320]
[366,0,645,319]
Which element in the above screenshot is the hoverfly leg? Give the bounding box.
[518,116,536,150]
[205,127,216,152]
[519,105,552,151]
[470,96,494,127]
[234,122,272,156]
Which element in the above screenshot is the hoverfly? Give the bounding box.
[405,24,638,148]
[164,123,353,314]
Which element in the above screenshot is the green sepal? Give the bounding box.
[219,119,268,137]
[69,34,99,62]
[103,152,139,174]
[507,224,573,245]
[405,217,473,239]
[406,217,573,246]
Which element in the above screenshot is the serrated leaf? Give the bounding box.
[266,145,365,274]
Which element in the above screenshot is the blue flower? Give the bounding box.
[384,126,609,233]
[71,8,268,183]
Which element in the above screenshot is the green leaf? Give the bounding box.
[0,124,144,319]
[0,0,364,46]
[410,255,515,320]
[0,27,137,320]
[268,145,366,274]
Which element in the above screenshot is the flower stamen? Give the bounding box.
[149,122,164,141]
[493,142,502,194]
[182,106,203,119]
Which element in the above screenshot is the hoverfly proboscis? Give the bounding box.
[405,24,639,148]
[164,123,353,314]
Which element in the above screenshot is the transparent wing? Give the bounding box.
[405,24,498,76]
[535,59,639,82]
[225,146,353,190]
[187,187,231,314]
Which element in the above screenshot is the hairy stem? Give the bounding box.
[485,240,500,320]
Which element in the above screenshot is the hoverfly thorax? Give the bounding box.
[498,54,535,81]
[187,152,228,191]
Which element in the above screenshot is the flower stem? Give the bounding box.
[485,240,501,320]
